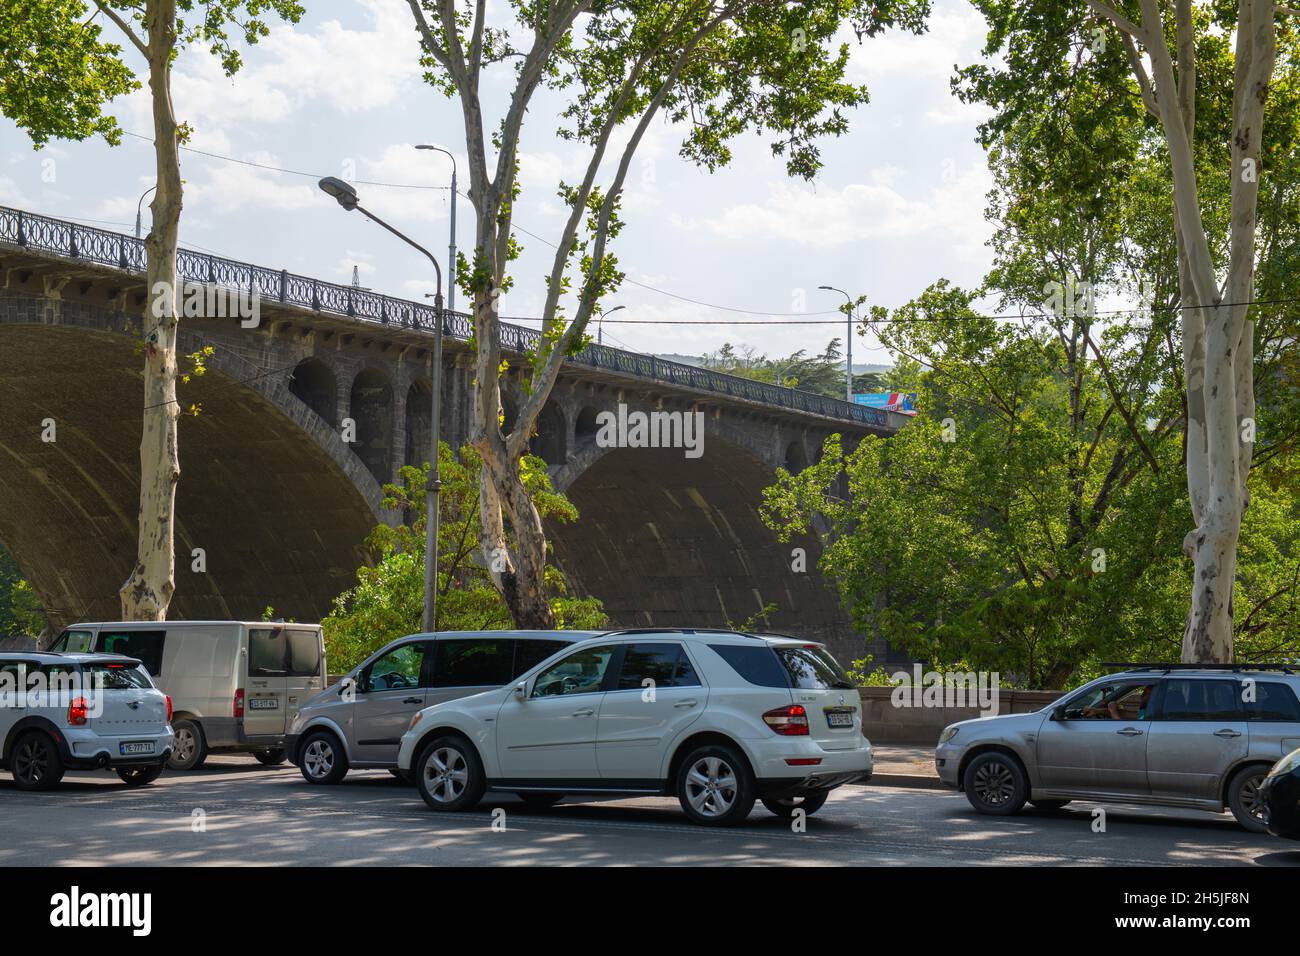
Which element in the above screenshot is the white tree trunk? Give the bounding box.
[119,0,181,621]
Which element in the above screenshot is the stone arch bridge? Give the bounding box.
[0,207,906,664]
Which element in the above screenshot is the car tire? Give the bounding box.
[253,749,287,766]
[1226,764,1270,833]
[298,731,348,785]
[388,768,414,784]
[517,792,564,808]
[415,735,486,812]
[116,764,164,787]
[963,751,1028,816]
[762,790,830,818]
[168,720,207,771]
[1029,798,1072,812]
[11,730,65,791]
[676,743,757,826]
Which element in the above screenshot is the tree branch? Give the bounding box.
[94,1,148,58]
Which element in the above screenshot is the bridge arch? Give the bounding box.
[0,292,382,629]
[529,401,567,465]
[289,357,336,427]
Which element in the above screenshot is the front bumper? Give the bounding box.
[935,742,963,789]
[1260,771,1300,840]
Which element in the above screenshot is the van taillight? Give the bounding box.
[234,688,245,718]
[166,695,173,722]
[68,697,89,726]
[763,704,809,736]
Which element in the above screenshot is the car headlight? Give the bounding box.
[407,711,423,733]
[1268,748,1300,779]
[938,726,960,745]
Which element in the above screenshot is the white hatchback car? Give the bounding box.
[396,629,872,826]
[0,652,174,790]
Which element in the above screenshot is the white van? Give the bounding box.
[48,621,326,770]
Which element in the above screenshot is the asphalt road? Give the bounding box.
[3,756,1298,867]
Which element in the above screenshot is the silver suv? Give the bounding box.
[935,665,1300,831]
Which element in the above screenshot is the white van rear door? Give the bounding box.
[245,626,290,736]
[283,628,325,728]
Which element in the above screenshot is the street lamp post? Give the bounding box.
[318,176,445,633]
[597,305,624,345]
[819,285,854,403]
[135,185,156,239]
[415,145,457,316]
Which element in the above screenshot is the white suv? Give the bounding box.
[0,652,174,790]
[396,629,872,826]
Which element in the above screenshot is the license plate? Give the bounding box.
[120,741,155,756]
[826,710,855,728]
[249,698,279,710]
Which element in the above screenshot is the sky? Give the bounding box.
[0,0,999,367]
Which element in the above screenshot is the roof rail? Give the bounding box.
[598,627,760,639]
[1100,662,1297,674]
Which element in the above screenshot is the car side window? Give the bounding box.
[99,630,165,678]
[433,639,513,687]
[1156,679,1241,721]
[512,639,568,677]
[531,645,615,697]
[286,629,322,678]
[1062,682,1155,720]
[613,647,696,691]
[1241,681,1300,722]
[248,628,288,677]
[363,643,428,692]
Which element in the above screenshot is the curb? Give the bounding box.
[857,772,947,791]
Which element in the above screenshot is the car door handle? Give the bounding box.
[674,700,699,708]
[403,697,423,705]
[571,708,595,717]
[1116,727,1144,736]
[1213,728,1242,738]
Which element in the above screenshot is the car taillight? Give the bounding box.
[68,697,89,726]
[763,704,809,736]
[234,688,245,718]
[166,695,173,722]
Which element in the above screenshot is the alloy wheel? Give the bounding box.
[174,728,197,763]
[685,756,738,818]
[1239,772,1266,822]
[14,737,49,786]
[422,747,469,804]
[973,761,1016,806]
[303,740,334,779]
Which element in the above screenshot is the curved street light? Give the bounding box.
[415,145,457,315]
[819,284,854,403]
[318,176,445,633]
[135,184,157,239]
[597,304,624,345]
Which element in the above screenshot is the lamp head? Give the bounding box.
[318,176,359,211]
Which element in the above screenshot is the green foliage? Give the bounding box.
[323,443,606,672]
[0,545,45,640]
[701,338,860,399]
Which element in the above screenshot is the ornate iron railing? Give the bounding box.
[0,205,893,429]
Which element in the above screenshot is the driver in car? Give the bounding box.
[1082,684,1153,720]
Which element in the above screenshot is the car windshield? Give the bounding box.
[774,645,854,690]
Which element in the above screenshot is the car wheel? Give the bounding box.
[1029,798,1072,812]
[762,790,830,818]
[517,792,564,808]
[298,731,348,785]
[116,764,164,787]
[676,744,756,826]
[168,720,207,771]
[11,731,65,791]
[253,749,287,766]
[388,768,414,784]
[1227,764,1270,833]
[415,735,486,812]
[963,751,1028,816]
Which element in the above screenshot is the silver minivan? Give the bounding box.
[935,665,1300,831]
[48,621,326,770]
[287,630,598,784]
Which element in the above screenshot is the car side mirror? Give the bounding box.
[514,682,527,701]
[1050,705,1066,722]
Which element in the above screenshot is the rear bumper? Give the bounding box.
[62,728,174,770]
[751,740,873,797]
[757,770,871,799]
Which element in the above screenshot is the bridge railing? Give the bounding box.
[0,205,892,429]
